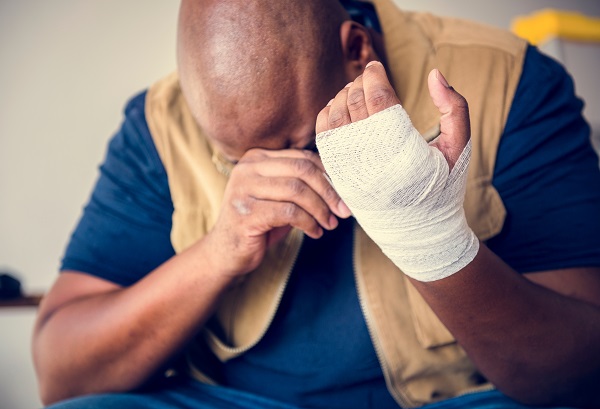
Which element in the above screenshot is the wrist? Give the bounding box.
[187,233,242,285]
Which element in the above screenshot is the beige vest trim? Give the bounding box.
[145,72,229,251]
[146,2,526,406]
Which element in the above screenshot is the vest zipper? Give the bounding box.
[455,383,495,397]
[208,229,304,356]
[353,224,414,409]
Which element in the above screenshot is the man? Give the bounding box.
[34,0,600,408]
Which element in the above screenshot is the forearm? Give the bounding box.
[33,236,234,405]
[314,57,600,407]
[410,244,600,407]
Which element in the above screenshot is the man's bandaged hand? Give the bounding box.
[315,62,479,282]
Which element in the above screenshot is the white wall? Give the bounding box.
[0,0,179,294]
[0,1,598,408]
[0,2,179,408]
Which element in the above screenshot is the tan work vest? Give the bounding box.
[145,2,527,407]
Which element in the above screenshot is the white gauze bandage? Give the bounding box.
[316,104,479,282]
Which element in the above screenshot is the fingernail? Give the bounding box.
[436,69,451,88]
[326,98,334,107]
[366,60,381,68]
[328,214,339,229]
[337,200,352,218]
[344,82,353,88]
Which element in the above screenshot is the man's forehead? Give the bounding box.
[202,96,305,141]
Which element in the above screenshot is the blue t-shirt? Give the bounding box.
[61,46,600,408]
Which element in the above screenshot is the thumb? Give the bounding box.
[427,69,471,170]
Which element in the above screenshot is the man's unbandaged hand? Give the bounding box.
[204,148,352,278]
[315,61,479,281]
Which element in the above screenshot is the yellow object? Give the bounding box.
[512,9,600,45]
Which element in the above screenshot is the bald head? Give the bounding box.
[177,0,351,159]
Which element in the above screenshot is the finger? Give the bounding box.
[249,175,339,231]
[245,155,351,218]
[327,84,353,130]
[427,69,471,169]
[316,105,332,134]
[362,61,401,116]
[242,148,326,172]
[346,74,369,123]
[247,198,324,239]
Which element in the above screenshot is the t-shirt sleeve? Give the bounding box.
[487,45,600,273]
[60,91,176,286]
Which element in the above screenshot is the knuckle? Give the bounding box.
[236,155,250,166]
[297,149,317,161]
[323,184,339,203]
[287,179,306,196]
[314,204,330,223]
[452,99,470,120]
[242,148,267,161]
[230,197,253,216]
[242,148,259,159]
[327,110,349,129]
[366,88,396,109]
[453,93,469,110]
[237,152,257,165]
[347,89,366,111]
[281,203,299,219]
[229,161,251,179]
[292,158,316,176]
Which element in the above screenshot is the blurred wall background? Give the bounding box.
[1,1,598,408]
[0,2,179,408]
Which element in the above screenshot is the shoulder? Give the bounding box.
[60,90,175,285]
[497,45,592,175]
[490,46,600,272]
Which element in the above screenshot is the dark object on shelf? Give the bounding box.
[0,273,23,299]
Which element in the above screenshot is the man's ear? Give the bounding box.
[339,20,377,81]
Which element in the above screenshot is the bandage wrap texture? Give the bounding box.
[316,104,479,282]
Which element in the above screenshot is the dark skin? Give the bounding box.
[317,61,600,408]
[33,0,600,406]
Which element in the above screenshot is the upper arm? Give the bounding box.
[525,267,600,308]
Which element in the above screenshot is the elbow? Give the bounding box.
[36,371,79,407]
[34,356,81,407]
[32,340,59,406]
[38,381,68,407]
[33,339,84,406]
[36,367,112,407]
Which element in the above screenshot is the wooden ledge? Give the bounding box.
[0,294,44,308]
